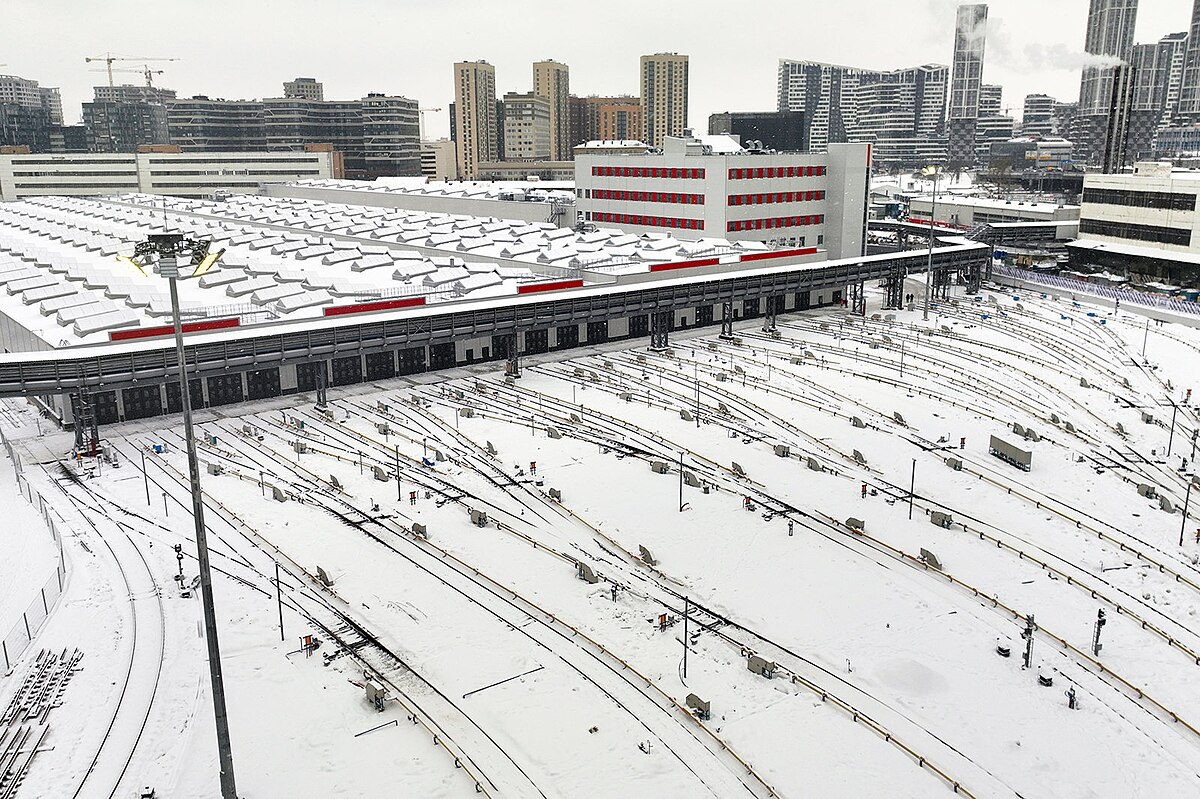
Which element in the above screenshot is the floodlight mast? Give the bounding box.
[137,232,238,799]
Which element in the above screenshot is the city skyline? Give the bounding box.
[3,0,1190,139]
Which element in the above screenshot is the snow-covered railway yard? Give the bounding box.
[3,285,1200,798]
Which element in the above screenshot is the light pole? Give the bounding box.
[922,166,940,322]
[120,233,237,799]
[1182,479,1194,548]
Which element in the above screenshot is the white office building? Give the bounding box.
[575,134,868,259]
[1069,160,1200,284]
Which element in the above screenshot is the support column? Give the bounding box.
[650,310,671,351]
[70,386,99,456]
[499,332,520,378]
[762,296,778,332]
[719,301,734,340]
[850,281,866,316]
[883,266,904,309]
[965,254,983,295]
[315,361,328,408]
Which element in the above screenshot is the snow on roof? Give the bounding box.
[0,193,793,347]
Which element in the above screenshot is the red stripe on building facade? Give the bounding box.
[649,257,722,273]
[739,248,819,262]
[517,279,585,294]
[322,297,427,317]
[108,317,240,341]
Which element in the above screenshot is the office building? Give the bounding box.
[165,90,418,178]
[82,99,170,153]
[168,97,266,151]
[989,135,1075,170]
[0,149,336,201]
[1070,160,1200,283]
[948,4,988,165]
[1076,0,1139,164]
[454,61,498,179]
[502,92,552,161]
[777,60,948,166]
[0,104,53,152]
[283,77,324,101]
[707,111,808,152]
[533,61,570,160]
[640,53,689,147]
[360,93,421,177]
[575,132,869,258]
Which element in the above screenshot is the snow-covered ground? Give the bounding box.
[2,280,1199,798]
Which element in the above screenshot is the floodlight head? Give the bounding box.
[115,255,147,276]
[192,246,224,277]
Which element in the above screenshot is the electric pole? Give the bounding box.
[1021,614,1036,669]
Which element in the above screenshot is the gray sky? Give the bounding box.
[4,0,1192,136]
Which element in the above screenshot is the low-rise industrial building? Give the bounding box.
[266,178,575,226]
[0,150,338,201]
[907,194,1080,227]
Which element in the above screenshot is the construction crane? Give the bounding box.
[419,107,442,141]
[88,65,166,88]
[84,54,177,87]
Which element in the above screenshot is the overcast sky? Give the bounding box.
[4,0,1193,137]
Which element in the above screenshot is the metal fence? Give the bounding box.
[992,265,1200,318]
[0,425,69,674]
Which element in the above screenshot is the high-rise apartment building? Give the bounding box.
[1128,32,1188,159]
[1022,94,1057,136]
[83,99,170,152]
[1177,1,1200,118]
[1079,0,1139,115]
[573,96,645,145]
[38,88,63,126]
[0,75,62,124]
[1102,62,1136,172]
[453,61,498,179]
[640,53,688,147]
[93,84,176,104]
[533,60,570,160]
[283,77,324,101]
[1076,0,1139,164]
[777,60,948,166]
[502,92,551,160]
[948,4,988,165]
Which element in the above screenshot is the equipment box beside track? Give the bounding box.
[989,435,1032,471]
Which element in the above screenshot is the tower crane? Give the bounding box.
[419,107,442,141]
[84,54,177,87]
[88,66,166,88]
